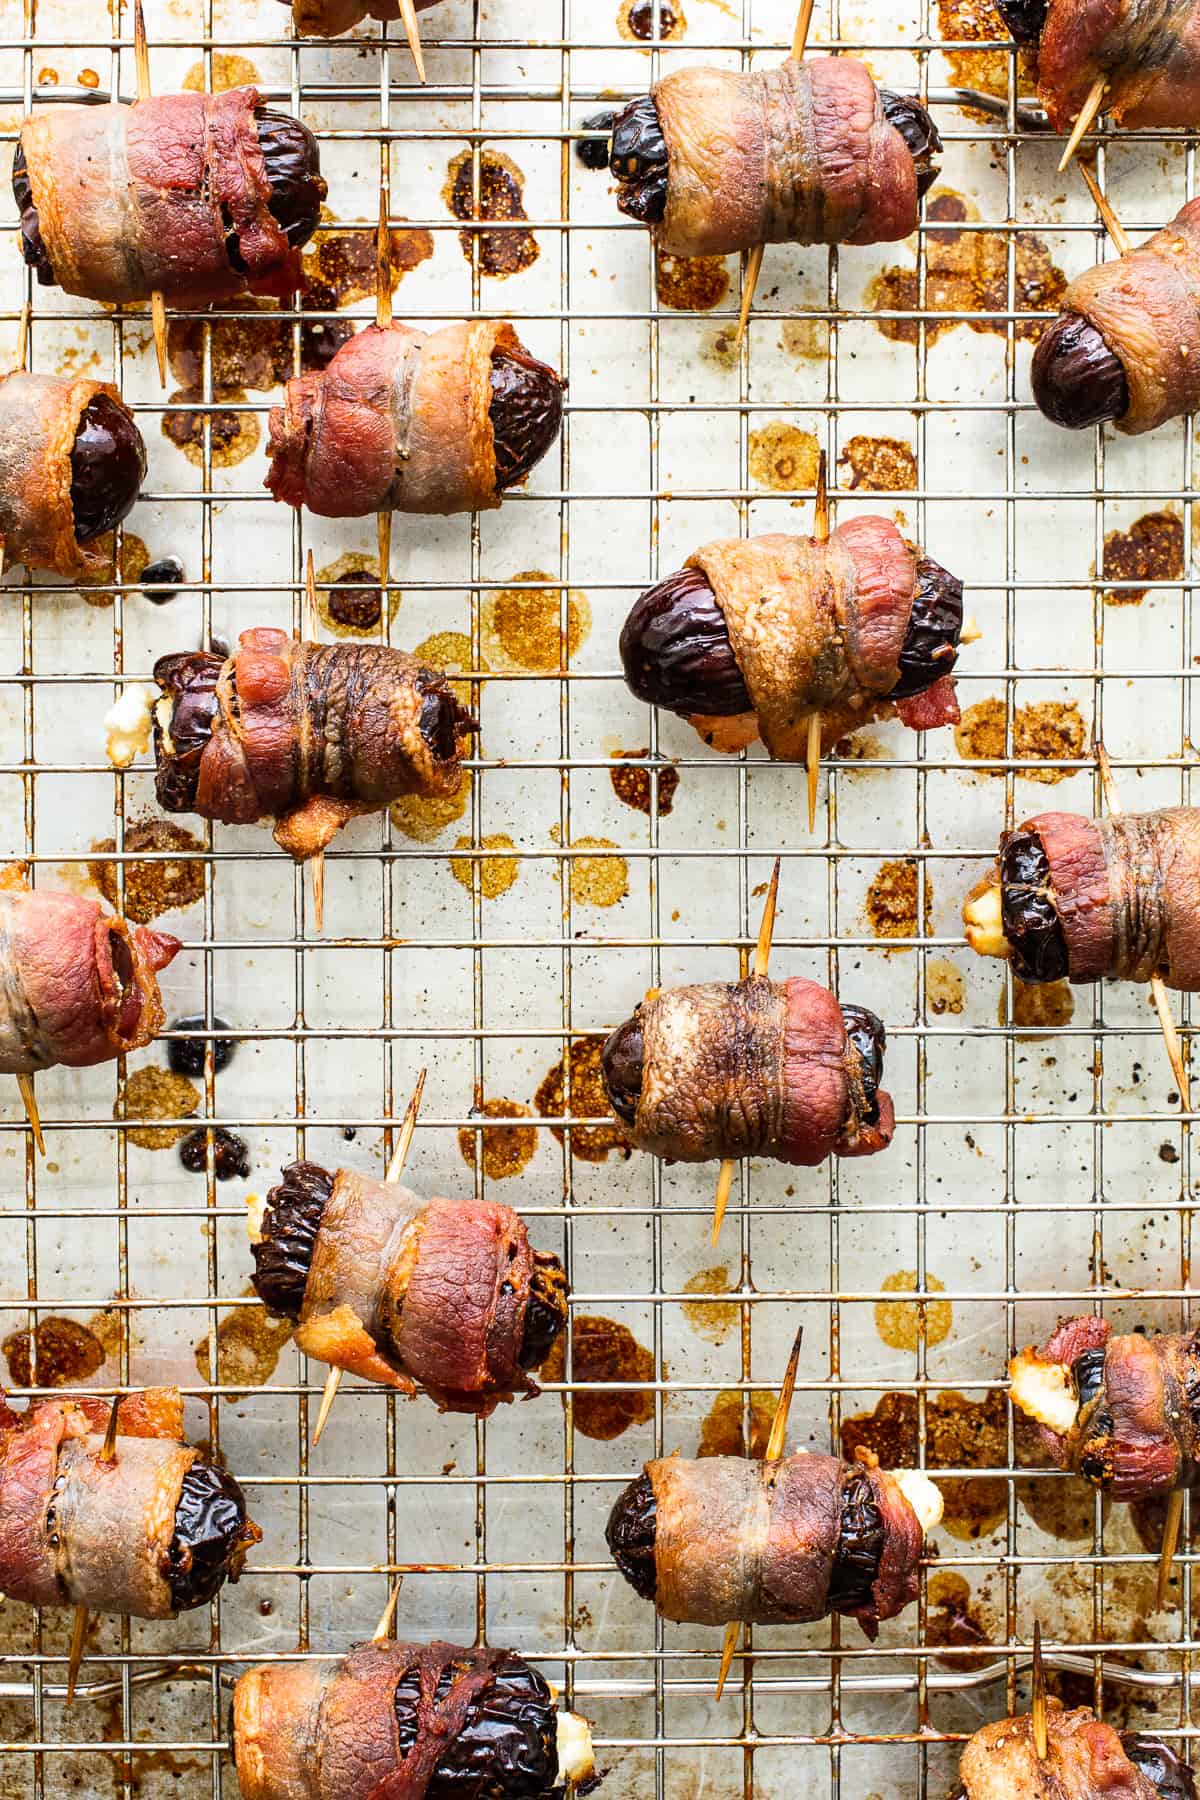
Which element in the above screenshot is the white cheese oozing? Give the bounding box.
[103,683,154,769]
[1008,1346,1078,1435]
[245,1193,266,1244]
[556,1711,596,1787]
[892,1468,944,1536]
[154,694,177,755]
[963,874,1008,959]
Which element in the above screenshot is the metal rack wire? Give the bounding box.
[0,0,1196,1793]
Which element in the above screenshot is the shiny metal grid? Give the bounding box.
[0,0,1196,1794]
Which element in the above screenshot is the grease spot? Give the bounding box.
[866,857,933,944]
[3,1316,105,1388]
[869,193,1067,347]
[611,749,680,817]
[391,768,472,842]
[304,221,433,308]
[1015,1410,1097,1540]
[1010,977,1075,1032]
[166,293,345,400]
[78,531,150,608]
[457,1097,537,1179]
[927,957,966,1015]
[698,1387,775,1459]
[937,0,1036,103]
[541,1315,655,1439]
[748,422,820,493]
[955,697,1087,783]
[1101,509,1184,606]
[839,434,917,493]
[119,1067,200,1151]
[681,1266,737,1345]
[182,53,259,90]
[926,1570,996,1670]
[780,317,829,363]
[619,0,685,36]
[444,149,538,278]
[569,837,629,909]
[874,1270,953,1352]
[481,571,591,671]
[313,552,401,638]
[841,1387,1008,1541]
[162,390,259,468]
[195,1287,292,1387]
[656,250,730,312]
[535,1037,632,1162]
[90,819,207,922]
[450,834,520,899]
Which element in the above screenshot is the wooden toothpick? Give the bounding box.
[1031,1619,1048,1759]
[132,0,168,386]
[14,302,29,373]
[1158,1489,1184,1611]
[17,1072,45,1155]
[373,1577,404,1640]
[311,1363,341,1447]
[376,172,394,589]
[711,858,781,1246]
[734,243,764,350]
[1058,75,1107,174]
[99,1393,122,1462]
[1077,161,1131,257]
[792,0,816,58]
[397,0,427,83]
[1095,742,1192,1110]
[715,1324,804,1698]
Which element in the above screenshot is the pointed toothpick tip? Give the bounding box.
[99,1394,121,1462]
[791,0,816,59]
[14,302,29,373]
[1158,1488,1184,1610]
[132,0,152,98]
[714,1619,740,1699]
[752,857,782,980]
[764,1324,805,1464]
[372,1576,404,1640]
[310,849,325,934]
[711,1156,735,1247]
[311,1364,342,1445]
[151,289,168,389]
[17,1073,44,1155]
[1031,1619,1048,1760]
[65,1603,89,1705]
[813,450,829,542]
[1077,159,1131,257]
[398,0,427,81]
[734,243,764,349]
[1057,75,1107,174]
[377,510,392,591]
[805,711,822,834]
[377,179,393,331]
[303,548,320,642]
[385,1067,427,1184]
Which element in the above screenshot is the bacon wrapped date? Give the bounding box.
[954,1702,1196,1799]
[266,321,564,518]
[996,0,1200,133]
[606,1449,941,1640]
[0,372,145,578]
[12,88,324,305]
[1031,198,1200,435]
[0,1388,259,1618]
[620,520,963,759]
[602,975,895,1167]
[250,1162,568,1414]
[152,629,475,863]
[0,864,179,1075]
[233,1637,597,1799]
[285,0,439,33]
[608,55,940,255]
[964,807,1200,992]
[1010,1315,1200,1502]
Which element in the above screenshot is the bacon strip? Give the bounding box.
[266,321,517,518]
[19,90,302,305]
[1037,0,1200,132]
[652,55,920,257]
[0,372,131,577]
[959,1703,1159,1798]
[0,866,179,1075]
[630,974,893,1166]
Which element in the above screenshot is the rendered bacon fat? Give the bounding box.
[233,1638,597,1799]
[0,865,179,1075]
[609,55,939,255]
[251,1163,568,1414]
[286,0,439,32]
[965,807,1200,991]
[152,630,475,862]
[997,0,1200,132]
[606,1450,939,1640]
[1010,1315,1200,1501]
[601,975,895,1166]
[620,520,963,759]
[266,321,565,518]
[0,373,145,577]
[0,1389,258,1618]
[954,1702,1196,1799]
[1032,198,1200,436]
[14,89,323,306]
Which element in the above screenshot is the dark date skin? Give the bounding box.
[489,345,565,491]
[1031,313,1130,431]
[620,557,962,720]
[840,1003,886,1129]
[167,1461,255,1610]
[393,1654,562,1799]
[998,828,1071,983]
[69,394,147,543]
[993,0,1048,45]
[1072,1347,1106,1410]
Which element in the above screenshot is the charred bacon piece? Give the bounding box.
[601,975,895,1167]
[233,1638,597,1799]
[965,806,1200,992]
[266,321,564,519]
[608,56,939,255]
[12,90,324,305]
[606,1451,941,1639]
[152,630,476,863]
[0,372,146,578]
[620,522,963,759]
[0,1389,258,1619]
[996,0,1200,134]
[955,1702,1196,1797]
[250,1162,568,1414]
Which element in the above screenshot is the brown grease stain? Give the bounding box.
[748,422,820,493]
[77,69,100,89]
[619,0,685,37]
[839,434,918,493]
[392,768,472,842]
[869,192,1067,347]
[569,837,629,909]
[927,957,966,1015]
[450,834,520,900]
[315,551,401,638]
[444,150,538,278]
[195,1286,292,1387]
[611,749,680,817]
[681,1266,738,1345]
[926,1570,996,1671]
[91,819,207,921]
[955,697,1087,783]
[866,857,933,944]
[535,1036,632,1162]
[183,53,259,90]
[841,1388,1008,1541]
[541,1315,655,1440]
[79,531,150,608]
[162,389,260,469]
[874,1270,953,1352]
[304,221,434,308]
[780,317,829,364]
[3,1316,105,1388]
[1101,509,1184,606]
[698,1388,775,1459]
[937,0,1036,103]
[1009,977,1075,1032]
[655,250,730,312]
[119,1068,201,1151]
[482,570,591,671]
[457,1097,537,1179]
[1014,1411,1098,1540]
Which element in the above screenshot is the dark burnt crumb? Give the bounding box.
[626,0,680,37]
[343,1126,356,1141]
[168,1016,235,1078]
[1160,1142,1181,1164]
[577,110,616,169]
[141,556,186,603]
[329,569,383,631]
[179,1127,252,1181]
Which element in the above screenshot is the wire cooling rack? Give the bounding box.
[0,0,1197,1793]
